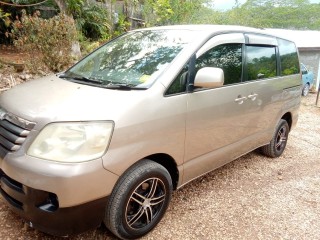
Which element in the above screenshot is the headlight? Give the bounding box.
[28,121,114,163]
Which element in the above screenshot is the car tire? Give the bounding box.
[104,159,172,240]
[261,119,289,158]
[302,83,310,96]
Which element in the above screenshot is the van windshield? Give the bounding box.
[62,29,196,89]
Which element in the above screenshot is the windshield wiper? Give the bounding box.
[59,74,103,84]
[102,84,147,90]
[58,74,146,90]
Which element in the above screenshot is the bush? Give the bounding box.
[79,39,100,56]
[12,10,78,73]
[77,4,111,41]
[113,14,131,37]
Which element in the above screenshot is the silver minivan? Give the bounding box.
[0,25,301,239]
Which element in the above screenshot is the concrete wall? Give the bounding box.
[299,48,320,90]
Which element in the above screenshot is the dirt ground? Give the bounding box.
[0,62,320,239]
[0,47,45,91]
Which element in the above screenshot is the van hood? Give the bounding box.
[0,75,147,129]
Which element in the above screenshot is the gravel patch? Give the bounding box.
[0,92,319,240]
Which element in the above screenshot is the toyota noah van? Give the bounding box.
[0,25,301,239]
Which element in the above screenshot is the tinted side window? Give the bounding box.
[195,44,242,85]
[166,65,188,95]
[278,39,300,76]
[246,45,277,81]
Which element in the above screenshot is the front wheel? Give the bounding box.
[104,160,172,239]
[261,119,289,158]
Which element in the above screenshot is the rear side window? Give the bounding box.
[246,45,277,81]
[195,43,243,85]
[278,39,300,76]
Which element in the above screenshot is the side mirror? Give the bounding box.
[194,67,224,88]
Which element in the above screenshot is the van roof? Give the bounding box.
[133,24,286,40]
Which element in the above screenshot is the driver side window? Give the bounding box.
[165,64,189,95]
[195,43,243,86]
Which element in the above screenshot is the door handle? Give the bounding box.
[248,93,258,101]
[235,96,247,104]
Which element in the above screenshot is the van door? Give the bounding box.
[241,40,280,141]
[183,34,281,184]
[183,33,256,183]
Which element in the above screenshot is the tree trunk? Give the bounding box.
[54,0,68,14]
[54,0,81,59]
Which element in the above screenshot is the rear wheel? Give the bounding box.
[104,160,172,239]
[302,83,310,96]
[261,119,289,158]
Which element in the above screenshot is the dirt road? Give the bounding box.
[0,93,319,240]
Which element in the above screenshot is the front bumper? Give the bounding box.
[0,153,119,207]
[0,154,119,236]
[0,169,108,236]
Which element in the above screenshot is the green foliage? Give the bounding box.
[4,0,320,69]
[143,0,173,25]
[0,8,11,32]
[153,0,174,24]
[142,0,207,26]
[169,0,206,23]
[79,39,100,56]
[51,0,113,40]
[196,0,320,30]
[0,7,12,44]
[77,4,111,40]
[12,10,78,72]
[0,8,11,31]
[0,8,11,20]
[66,0,84,16]
[55,1,112,41]
[113,14,131,37]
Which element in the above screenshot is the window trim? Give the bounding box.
[277,38,300,76]
[244,44,278,82]
[164,33,299,96]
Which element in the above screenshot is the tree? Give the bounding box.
[53,0,67,13]
[231,0,320,29]
[0,8,10,20]
[142,0,208,26]
[193,0,320,30]
[142,0,173,25]
[53,0,84,16]
[170,0,207,23]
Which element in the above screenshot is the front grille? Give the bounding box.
[0,170,24,210]
[0,170,59,214]
[0,119,30,153]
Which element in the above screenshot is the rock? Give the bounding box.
[19,74,26,80]
[38,70,47,76]
[13,64,24,73]
[71,41,81,59]
[18,74,32,81]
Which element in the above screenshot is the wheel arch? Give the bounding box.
[145,153,179,190]
[281,112,293,130]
